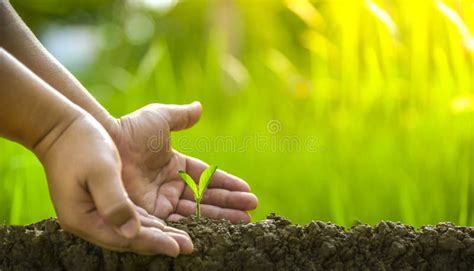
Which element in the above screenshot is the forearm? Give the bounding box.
[0,0,116,131]
[0,48,84,158]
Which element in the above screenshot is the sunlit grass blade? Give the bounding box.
[198,165,218,200]
[366,0,398,37]
[436,0,474,51]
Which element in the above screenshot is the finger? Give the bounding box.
[185,156,251,192]
[176,199,251,223]
[165,231,193,254]
[129,227,181,256]
[182,187,258,211]
[87,161,140,239]
[164,225,190,238]
[137,215,193,254]
[139,214,166,229]
[136,206,169,229]
[70,212,187,256]
[135,206,150,216]
[159,102,202,131]
[168,213,185,222]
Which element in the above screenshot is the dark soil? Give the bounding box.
[1,214,474,270]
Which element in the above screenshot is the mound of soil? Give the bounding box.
[1,214,474,270]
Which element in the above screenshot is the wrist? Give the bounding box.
[32,107,86,162]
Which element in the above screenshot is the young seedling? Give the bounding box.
[178,165,218,219]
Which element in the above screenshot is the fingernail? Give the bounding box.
[119,219,139,239]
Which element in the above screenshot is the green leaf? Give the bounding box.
[178,171,198,199]
[198,165,218,200]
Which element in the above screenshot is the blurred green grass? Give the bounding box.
[1,0,473,227]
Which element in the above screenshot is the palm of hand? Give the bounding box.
[110,103,257,223]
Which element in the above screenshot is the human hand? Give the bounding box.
[36,112,193,256]
[108,102,258,223]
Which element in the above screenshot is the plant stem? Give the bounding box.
[196,201,201,219]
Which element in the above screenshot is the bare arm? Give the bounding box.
[0,47,81,155]
[0,48,193,255]
[0,0,116,131]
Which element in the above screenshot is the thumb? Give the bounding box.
[160,101,202,131]
[87,164,140,239]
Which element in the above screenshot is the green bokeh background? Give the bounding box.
[1,0,473,227]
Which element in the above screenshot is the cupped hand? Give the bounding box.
[108,102,258,223]
[37,113,193,256]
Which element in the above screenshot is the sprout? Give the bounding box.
[178,165,218,219]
